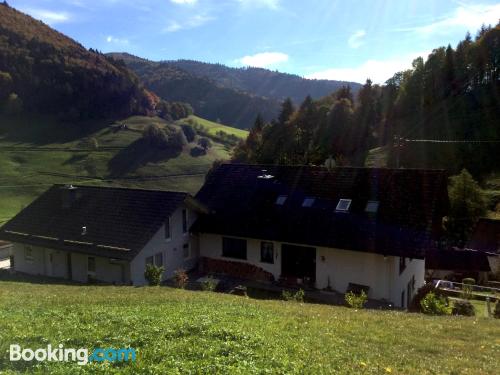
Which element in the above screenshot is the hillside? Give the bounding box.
[168,59,362,104]
[0,279,498,374]
[0,113,242,225]
[108,53,281,129]
[0,4,154,119]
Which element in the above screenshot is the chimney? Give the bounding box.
[61,185,78,209]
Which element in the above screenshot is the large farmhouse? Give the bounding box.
[0,164,449,308]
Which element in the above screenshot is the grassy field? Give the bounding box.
[178,115,249,139]
[0,280,498,374]
[0,114,236,224]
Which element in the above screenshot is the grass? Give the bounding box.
[0,114,234,224]
[178,115,249,139]
[0,280,498,374]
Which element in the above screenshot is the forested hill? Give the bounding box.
[164,60,361,104]
[108,53,281,129]
[0,3,156,120]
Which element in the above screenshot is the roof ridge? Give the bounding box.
[52,184,190,195]
[222,163,448,173]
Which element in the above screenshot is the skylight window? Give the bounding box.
[365,200,380,213]
[302,197,315,207]
[275,195,287,205]
[335,199,352,212]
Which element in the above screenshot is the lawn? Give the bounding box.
[178,115,249,139]
[0,280,498,374]
[0,114,233,223]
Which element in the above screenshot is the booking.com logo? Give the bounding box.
[9,344,136,366]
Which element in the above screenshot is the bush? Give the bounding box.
[201,276,217,292]
[181,124,196,143]
[409,282,447,312]
[143,124,169,149]
[198,137,212,151]
[144,264,164,286]
[452,299,475,316]
[173,269,189,289]
[282,289,305,302]
[494,301,500,319]
[345,290,368,309]
[461,278,475,299]
[420,292,452,315]
[166,128,187,151]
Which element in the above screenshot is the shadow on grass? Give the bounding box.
[108,138,182,177]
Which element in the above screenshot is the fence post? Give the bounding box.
[486,297,492,318]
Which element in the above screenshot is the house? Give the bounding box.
[0,185,204,285]
[425,247,493,283]
[193,164,449,308]
[467,218,500,277]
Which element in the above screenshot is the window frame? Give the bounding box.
[145,256,154,267]
[222,237,247,260]
[164,216,171,241]
[154,252,163,267]
[335,198,352,212]
[275,195,287,205]
[260,241,274,264]
[183,243,190,259]
[24,246,34,263]
[87,256,96,276]
[182,209,188,235]
[365,200,379,214]
[302,197,315,207]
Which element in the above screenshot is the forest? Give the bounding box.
[234,23,500,178]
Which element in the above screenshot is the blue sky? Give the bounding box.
[9,0,500,83]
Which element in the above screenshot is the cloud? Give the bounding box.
[106,36,129,45]
[401,3,500,36]
[236,0,281,10]
[236,52,289,68]
[170,0,198,5]
[348,30,365,49]
[306,50,430,84]
[21,8,72,25]
[164,14,214,32]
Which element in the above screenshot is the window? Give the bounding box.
[183,243,190,259]
[401,290,405,309]
[365,200,379,213]
[24,246,34,263]
[399,257,406,274]
[302,197,315,207]
[335,198,352,212]
[275,195,287,205]
[260,242,274,264]
[87,256,96,275]
[222,237,247,260]
[154,252,163,267]
[182,209,188,234]
[145,256,154,266]
[164,216,171,240]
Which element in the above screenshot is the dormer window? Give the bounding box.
[275,195,287,205]
[302,197,315,207]
[365,200,379,214]
[335,199,351,212]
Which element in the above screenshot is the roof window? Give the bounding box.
[335,199,352,212]
[365,200,380,213]
[302,197,315,207]
[275,195,287,205]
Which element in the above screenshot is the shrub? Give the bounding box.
[282,289,305,302]
[420,292,452,315]
[345,290,368,309]
[409,282,447,312]
[494,301,500,319]
[198,137,212,151]
[144,264,164,286]
[452,299,475,316]
[181,124,196,143]
[461,278,475,299]
[166,128,187,151]
[173,269,189,289]
[143,124,168,149]
[201,276,217,292]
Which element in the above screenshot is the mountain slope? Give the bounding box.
[168,59,362,104]
[0,4,155,119]
[108,53,281,129]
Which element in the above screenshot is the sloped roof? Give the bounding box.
[0,185,190,260]
[467,218,500,254]
[194,164,449,258]
[426,248,492,272]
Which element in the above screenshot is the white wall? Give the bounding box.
[199,234,281,279]
[199,234,425,308]
[130,204,198,285]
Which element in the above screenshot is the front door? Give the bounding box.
[281,244,316,283]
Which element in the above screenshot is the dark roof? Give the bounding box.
[426,248,492,272]
[0,185,191,260]
[467,218,500,254]
[194,164,449,258]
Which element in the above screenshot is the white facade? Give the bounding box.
[10,205,197,286]
[199,233,424,308]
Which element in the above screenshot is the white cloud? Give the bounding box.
[106,36,129,45]
[164,14,214,32]
[236,52,289,68]
[348,30,365,49]
[236,0,281,10]
[402,3,500,36]
[306,50,430,84]
[170,0,198,5]
[21,8,72,25]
